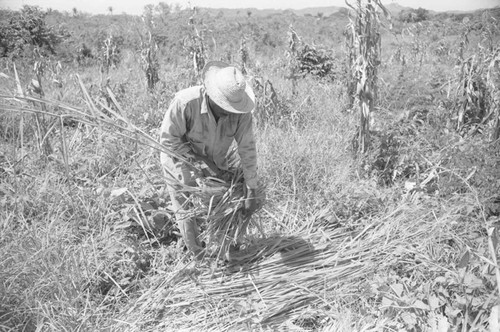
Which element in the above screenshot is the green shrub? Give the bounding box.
[0,6,63,58]
[399,7,430,23]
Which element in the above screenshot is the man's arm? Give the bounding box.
[159,98,196,185]
[234,113,258,189]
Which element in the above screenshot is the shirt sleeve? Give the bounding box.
[159,97,195,184]
[234,113,259,189]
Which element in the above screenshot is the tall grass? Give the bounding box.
[258,77,356,207]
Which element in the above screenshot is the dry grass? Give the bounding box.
[113,196,484,331]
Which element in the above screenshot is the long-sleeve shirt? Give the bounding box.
[160,85,258,189]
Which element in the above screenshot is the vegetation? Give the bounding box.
[1,2,499,331]
[0,5,64,58]
[398,7,430,23]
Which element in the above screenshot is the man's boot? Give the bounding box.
[177,217,204,260]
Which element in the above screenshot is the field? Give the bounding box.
[1,2,500,331]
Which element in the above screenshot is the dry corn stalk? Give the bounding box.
[12,59,54,158]
[100,33,120,73]
[486,48,500,140]
[140,30,160,91]
[239,37,249,74]
[286,24,302,95]
[185,6,206,81]
[345,0,389,153]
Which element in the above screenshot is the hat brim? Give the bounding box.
[202,61,255,114]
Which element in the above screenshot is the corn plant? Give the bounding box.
[455,55,488,134]
[138,9,160,92]
[457,18,472,66]
[252,76,280,126]
[288,24,301,56]
[97,32,122,74]
[389,45,406,66]
[343,26,357,110]
[184,7,206,82]
[478,11,499,54]
[486,48,500,140]
[27,48,53,156]
[239,36,249,74]
[480,11,500,140]
[454,13,500,139]
[404,23,429,71]
[285,24,301,95]
[140,31,160,92]
[345,0,390,153]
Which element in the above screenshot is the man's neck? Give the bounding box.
[208,98,228,123]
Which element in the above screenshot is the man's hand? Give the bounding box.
[218,169,234,182]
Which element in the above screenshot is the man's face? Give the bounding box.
[208,97,230,118]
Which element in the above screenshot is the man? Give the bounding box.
[160,61,261,259]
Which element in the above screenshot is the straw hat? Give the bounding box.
[202,61,255,114]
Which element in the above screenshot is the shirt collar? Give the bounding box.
[201,87,210,115]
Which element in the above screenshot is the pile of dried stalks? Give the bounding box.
[115,202,449,331]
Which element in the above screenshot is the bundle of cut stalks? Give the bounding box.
[189,156,266,260]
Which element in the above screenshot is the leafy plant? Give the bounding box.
[398,7,430,23]
[0,5,62,58]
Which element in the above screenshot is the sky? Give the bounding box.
[1,0,499,15]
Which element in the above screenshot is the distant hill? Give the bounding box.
[198,2,500,19]
[200,2,499,17]
[199,3,413,18]
[197,6,344,18]
[384,3,413,15]
[293,6,344,17]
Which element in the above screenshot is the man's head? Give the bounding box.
[202,61,255,114]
